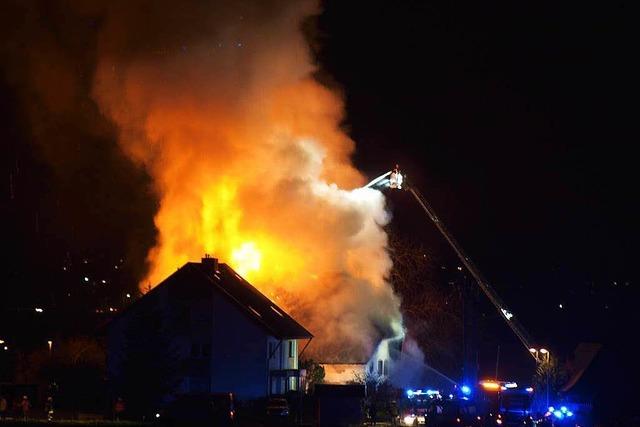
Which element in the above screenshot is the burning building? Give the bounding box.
[322,364,367,385]
[93,0,404,364]
[0,0,465,404]
[107,256,312,400]
[322,338,455,393]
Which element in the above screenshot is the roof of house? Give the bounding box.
[186,261,312,340]
[109,259,312,340]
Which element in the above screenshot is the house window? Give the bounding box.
[378,359,383,375]
[383,360,389,376]
[289,341,295,358]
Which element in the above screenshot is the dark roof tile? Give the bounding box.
[187,262,312,340]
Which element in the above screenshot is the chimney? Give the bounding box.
[201,254,219,273]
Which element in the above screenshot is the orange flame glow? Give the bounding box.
[93,0,402,360]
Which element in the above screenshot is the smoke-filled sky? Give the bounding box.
[1,0,637,379]
[1,1,159,296]
[1,0,404,361]
[94,0,407,361]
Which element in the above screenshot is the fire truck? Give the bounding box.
[366,166,562,425]
[475,380,535,426]
[398,381,535,427]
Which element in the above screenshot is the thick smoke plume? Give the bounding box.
[92,0,402,360]
[2,0,404,361]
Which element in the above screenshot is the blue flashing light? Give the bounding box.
[461,385,471,395]
[567,411,574,417]
[553,410,564,419]
[560,406,568,413]
[548,406,555,413]
[408,388,443,399]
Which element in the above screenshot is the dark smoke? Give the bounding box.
[0,1,157,303]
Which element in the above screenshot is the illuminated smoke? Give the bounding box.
[92,0,402,361]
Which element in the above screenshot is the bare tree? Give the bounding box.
[388,233,464,377]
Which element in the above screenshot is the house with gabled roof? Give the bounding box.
[107,256,313,400]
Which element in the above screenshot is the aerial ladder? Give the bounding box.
[365,166,537,360]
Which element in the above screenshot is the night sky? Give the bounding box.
[1,0,638,384]
[316,0,637,379]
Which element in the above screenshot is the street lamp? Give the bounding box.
[538,349,551,407]
[539,348,549,361]
[530,348,552,408]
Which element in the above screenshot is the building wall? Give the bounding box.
[268,337,298,371]
[267,337,301,395]
[108,268,304,402]
[169,292,214,394]
[210,292,270,399]
[285,339,298,370]
[267,337,281,371]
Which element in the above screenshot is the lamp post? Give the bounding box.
[539,348,550,408]
[539,348,549,361]
[530,348,551,409]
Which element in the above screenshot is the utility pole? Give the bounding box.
[541,350,550,408]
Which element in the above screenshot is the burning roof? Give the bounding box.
[190,261,312,340]
[113,257,312,340]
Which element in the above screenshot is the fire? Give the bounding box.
[230,239,307,285]
[92,0,403,361]
[232,242,262,278]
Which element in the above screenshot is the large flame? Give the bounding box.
[92,0,402,360]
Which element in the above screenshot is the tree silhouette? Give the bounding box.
[388,234,464,377]
[300,358,325,393]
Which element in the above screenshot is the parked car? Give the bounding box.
[265,397,291,425]
[156,393,235,426]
